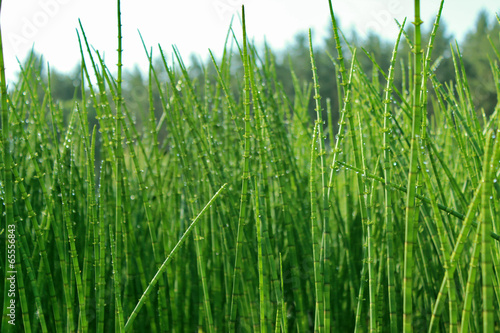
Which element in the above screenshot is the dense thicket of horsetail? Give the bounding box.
[1,0,500,331]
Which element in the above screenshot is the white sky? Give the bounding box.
[2,0,499,82]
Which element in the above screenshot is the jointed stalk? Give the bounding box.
[481,131,499,332]
[254,180,266,333]
[113,1,125,331]
[124,184,227,332]
[310,121,323,332]
[0,0,17,330]
[326,0,350,201]
[383,18,406,333]
[229,6,252,330]
[459,217,482,333]
[309,29,328,332]
[403,2,424,331]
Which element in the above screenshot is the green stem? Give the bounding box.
[383,18,406,333]
[124,184,227,332]
[229,6,252,330]
[113,1,125,331]
[0,0,16,330]
[403,2,423,331]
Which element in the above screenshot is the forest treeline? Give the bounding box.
[17,9,500,137]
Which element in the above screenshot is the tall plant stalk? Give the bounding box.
[383,18,406,333]
[113,1,125,330]
[0,1,16,331]
[229,6,252,331]
[480,131,499,332]
[403,1,424,332]
[309,29,327,332]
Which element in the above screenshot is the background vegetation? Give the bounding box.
[33,9,500,132]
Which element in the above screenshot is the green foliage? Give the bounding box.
[462,10,500,115]
[1,1,500,332]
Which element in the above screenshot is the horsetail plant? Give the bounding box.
[2,0,500,332]
[308,29,327,332]
[481,130,500,332]
[0,0,16,330]
[229,6,253,331]
[124,183,227,332]
[309,121,322,332]
[382,17,406,333]
[113,1,125,329]
[403,1,424,332]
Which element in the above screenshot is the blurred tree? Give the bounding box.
[275,31,312,102]
[123,65,148,123]
[461,10,500,116]
[49,65,82,102]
